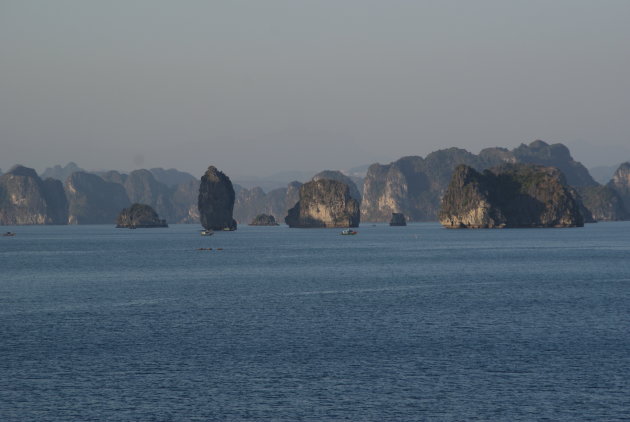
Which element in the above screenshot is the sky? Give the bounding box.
[1,0,630,178]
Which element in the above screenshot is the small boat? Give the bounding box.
[2,232,15,237]
[340,228,357,235]
[200,229,214,236]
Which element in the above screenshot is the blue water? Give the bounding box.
[1,223,629,421]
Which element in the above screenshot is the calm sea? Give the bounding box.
[1,223,629,421]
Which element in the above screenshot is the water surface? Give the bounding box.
[1,223,629,421]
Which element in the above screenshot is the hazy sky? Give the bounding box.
[2,0,629,178]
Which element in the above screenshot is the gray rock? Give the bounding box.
[285,179,360,228]
[123,169,175,223]
[607,162,630,215]
[439,164,584,228]
[0,165,68,225]
[198,166,237,231]
[576,185,628,221]
[116,203,168,228]
[389,213,407,226]
[249,214,279,226]
[312,170,362,201]
[41,162,84,182]
[66,172,130,224]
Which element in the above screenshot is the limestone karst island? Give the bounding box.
[3,140,630,228]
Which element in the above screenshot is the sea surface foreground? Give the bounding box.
[1,223,629,421]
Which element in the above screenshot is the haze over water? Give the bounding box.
[1,223,629,420]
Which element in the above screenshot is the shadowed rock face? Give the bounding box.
[123,169,175,223]
[362,141,597,222]
[171,179,200,224]
[439,164,584,228]
[149,168,196,188]
[66,172,130,224]
[42,178,69,224]
[248,214,279,226]
[0,165,68,225]
[607,162,630,214]
[41,162,84,182]
[233,181,303,224]
[116,203,167,228]
[389,213,406,226]
[285,179,360,228]
[576,185,629,221]
[198,166,237,231]
[511,140,598,187]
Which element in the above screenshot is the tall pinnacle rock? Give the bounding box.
[198,166,237,231]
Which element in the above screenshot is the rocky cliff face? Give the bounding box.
[42,178,69,224]
[233,181,303,224]
[171,179,200,224]
[249,213,279,226]
[100,170,127,185]
[576,185,629,221]
[198,166,237,231]
[149,168,196,188]
[389,213,406,226]
[361,148,501,222]
[66,172,131,224]
[607,162,630,214]
[511,140,598,187]
[362,141,598,222]
[100,169,198,224]
[41,162,84,182]
[312,170,361,202]
[0,166,68,225]
[123,169,176,223]
[234,186,268,223]
[116,203,168,228]
[439,164,584,228]
[285,179,360,228]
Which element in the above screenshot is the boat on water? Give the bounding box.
[200,229,214,236]
[340,228,358,235]
[3,231,16,237]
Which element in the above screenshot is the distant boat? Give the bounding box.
[2,231,15,237]
[340,228,357,235]
[200,229,214,236]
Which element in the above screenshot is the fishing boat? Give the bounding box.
[2,231,16,237]
[340,228,357,235]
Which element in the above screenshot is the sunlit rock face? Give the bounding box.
[439,163,584,229]
[198,166,237,231]
[361,148,499,222]
[312,170,361,202]
[0,165,68,225]
[285,179,360,228]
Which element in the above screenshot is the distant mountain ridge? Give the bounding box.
[3,141,630,225]
[361,140,601,222]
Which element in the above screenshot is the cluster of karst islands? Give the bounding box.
[2,140,630,230]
